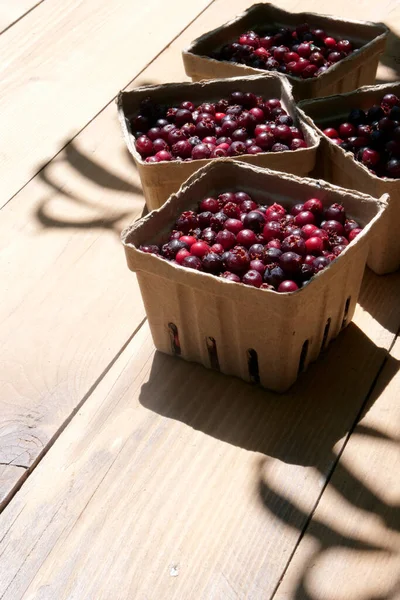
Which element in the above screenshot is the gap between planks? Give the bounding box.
[0,0,46,36]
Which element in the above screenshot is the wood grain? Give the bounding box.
[0,275,399,598]
[0,0,44,34]
[274,336,400,600]
[1,0,399,501]
[0,0,213,206]
[0,0,400,592]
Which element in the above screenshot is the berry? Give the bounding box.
[263,221,283,241]
[279,252,302,274]
[349,228,363,241]
[305,236,324,254]
[172,140,192,159]
[139,244,159,254]
[190,241,210,257]
[222,202,241,219]
[278,280,299,293]
[200,197,219,213]
[135,135,153,157]
[192,144,211,160]
[250,259,266,274]
[313,256,330,272]
[225,218,243,235]
[221,271,241,282]
[225,246,250,273]
[242,270,263,287]
[175,248,191,264]
[236,229,258,247]
[202,253,224,273]
[303,198,323,215]
[264,247,282,264]
[339,123,357,139]
[215,230,236,250]
[291,203,304,216]
[264,265,285,287]
[322,220,345,236]
[294,210,315,226]
[182,256,202,270]
[281,235,306,255]
[243,211,265,232]
[386,158,400,177]
[361,148,380,167]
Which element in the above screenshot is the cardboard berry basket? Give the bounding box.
[182,3,388,101]
[121,160,387,393]
[298,81,400,275]
[117,73,319,211]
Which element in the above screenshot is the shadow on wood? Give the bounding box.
[139,322,397,466]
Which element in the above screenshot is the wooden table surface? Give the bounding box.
[0,1,399,598]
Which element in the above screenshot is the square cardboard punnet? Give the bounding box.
[117,73,319,211]
[182,3,388,101]
[121,160,388,393]
[298,81,400,275]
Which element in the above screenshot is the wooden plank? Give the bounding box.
[0,0,399,515]
[0,0,213,206]
[0,277,399,598]
[274,336,400,600]
[0,0,44,34]
[0,0,230,497]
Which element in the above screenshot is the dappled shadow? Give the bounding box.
[34,138,144,234]
[357,268,400,335]
[377,26,400,83]
[139,315,399,599]
[257,348,400,600]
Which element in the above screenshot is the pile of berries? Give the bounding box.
[323,92,400,179]
[131,91,307,163]
[139,191,363,293]
[212,23,354,79]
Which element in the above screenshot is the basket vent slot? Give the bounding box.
[298,340,309,374]
[247,349,260,384]
[321,318,331,352]
[168,323,181,356]
[206,337,220,371]
[341,296,351,329]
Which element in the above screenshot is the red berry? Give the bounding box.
[279,252,302,275]
[301,224,318,238]
[215,230,236,250]
[225,246,250,273]
[348,228,363,241]
[180,235,196,247]
[182,256,202,270]
[322,220,345,236]
[339,123,357,139]
[295,210,315,226]
[175,248,191,264]
[361,148,380,167]
[324,37,337,50]
[200,197,219,213]
[135,135,153,157]
[305,236,324,255]
[236,229,258,247]
[278,280,299,293]
[242,270,263,287]
[190,241,210,257]
[324,203,346,223]
[192,144,211,160]
[323,127,339,139]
